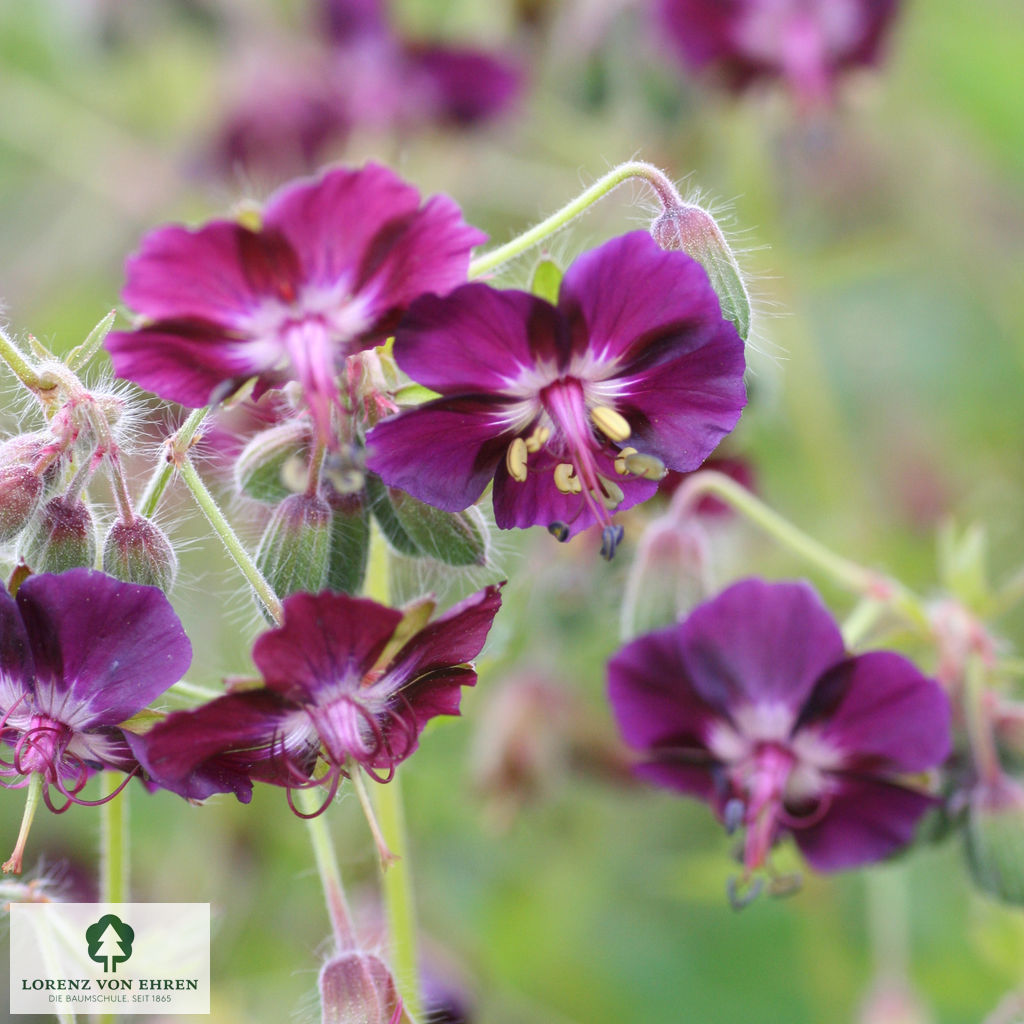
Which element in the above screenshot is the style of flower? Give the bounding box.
[607,579,950,892]
[0,569,192,812]
[105,164,485,442]
[658,0,902,105]
[365,231,746,558]
[133,585,503,813]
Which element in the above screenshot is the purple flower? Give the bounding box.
[658,0,902,104]
[365,231,746,558]
[105,164,485,442]
[133,585,502,812]
[0,569,191,813]
[607,579,950,884]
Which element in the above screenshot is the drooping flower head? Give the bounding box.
[658,0,902,105]
[608,579,950,896]
[133,585,503,813]
[366,231,746,559]
[0,569,192,813]
[105,164,485,442]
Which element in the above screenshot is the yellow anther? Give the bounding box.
[614,446,638,475]
[506,437,529,482]
[524,424,551,453]
[595,476,625,510]
[590,404,631,443]
[553,463,582,494]
[624,452,667,481]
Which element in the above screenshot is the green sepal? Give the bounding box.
[388,489,489,567]
[530,257,563,305]
[366,472,421,556]
[325,493,370,595]
[66,310,117,372]
[235,421,311,503]
[255,493,330,599]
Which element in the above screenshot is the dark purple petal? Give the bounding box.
[319,0,389,46]
[407,44,521,125]
[130,690,315,801]
[0,584,33,715]
[105,320,273,409]
[798,652,951,773]
[607,622,723,753]
[253,591,404,702]
[792,776,935,871]
[15,570,192,729]
[392,285,547,394]
[634,760,719,803]
[675,578,846,714]
[118,221,279,326]
[366,397,511,512]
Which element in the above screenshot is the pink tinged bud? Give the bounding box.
[20,496,96,573]
[651,203,751,340]
[255,493,331,599]
[0,466,44,542]
[964,774,1024,905]
[319,952,404,1024]
[102,516,178,591]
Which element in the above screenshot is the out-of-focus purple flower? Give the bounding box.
[658,0,902,105]
[607,579,950,884]
[133,586,502,811]
[366,231,746,559]
[106,164,484,443]
[0,569,191,813]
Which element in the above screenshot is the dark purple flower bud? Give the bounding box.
[607,579,951,888]
[964,774,1024,905]
[133,584,503,810]
[105,164,486,444]
[366,232,746,557]
[102,516,178,591]
[255,493,332,599]
[20,496,96,574]
[0,466,43,543]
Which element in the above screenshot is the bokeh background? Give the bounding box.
[2,1,1024,1022]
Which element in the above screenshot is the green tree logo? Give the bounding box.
[86,914,135,973]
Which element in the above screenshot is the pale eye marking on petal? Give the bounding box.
[590,404,631,443]
[554,463,582,494]
[505,437,529,483]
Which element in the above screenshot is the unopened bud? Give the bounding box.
[20,496,96,573]
[255,493,331,598]
[103,516,178,590]
[0,466,43,542]
[366,473,421,556]
[620,515,711,640]
[325,492,369,595]
[235,421,310,503]
[319,951,403,1024]
[964,774,1024,905]
[388,489,490,567]
[652,203,751,340]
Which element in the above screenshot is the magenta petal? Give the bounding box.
[407,45,521,124]
[0,585,33,715]
[634,760,718,803]
[366,398,510,512]
[15,569,192,728]
[608,623,723,752]
[793,776,935,871]
[120,221,267,325]
[799,652,951,773]
[393,285,545,394]
[677,579,846,713]
[253,591,404,702]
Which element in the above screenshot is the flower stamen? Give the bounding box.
[590,404,631,443]
[624,451,667,481]
[505,437,529,482]
[614,446,638,475]
[553,463,582,494]
[524,424,550,453]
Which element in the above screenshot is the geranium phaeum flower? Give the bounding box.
[0,569,191,812]
[133,585,502,813]
[365,231,746,558]
[608,579,950,889]
[658,0,902,104]
[105,164,485,442]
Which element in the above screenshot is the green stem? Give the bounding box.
[467,160,682,279]
[964,655,1003,786]
[365,523,422,1021]
[3,773,43,874]
[864,865,910,982]
[670,471,929,628]
[177,453,283,624]
[0,325,44,391]
[100,774,129,903]
[841,597,888,650]
[137,408,209,520]
[296,789,356,950]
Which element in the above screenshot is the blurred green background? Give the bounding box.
[2,1,1024,1021]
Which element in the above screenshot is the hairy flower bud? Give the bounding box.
[20,496,96,573]
[0,466,43,542]
[388,488,490,568]
[319,951,404,1024]
[964,774,1024,905]
[651,202,750,340]
[235,421,311,503]
[325,491,370,595]
[103,516,178,590]
[255,493,331,598]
